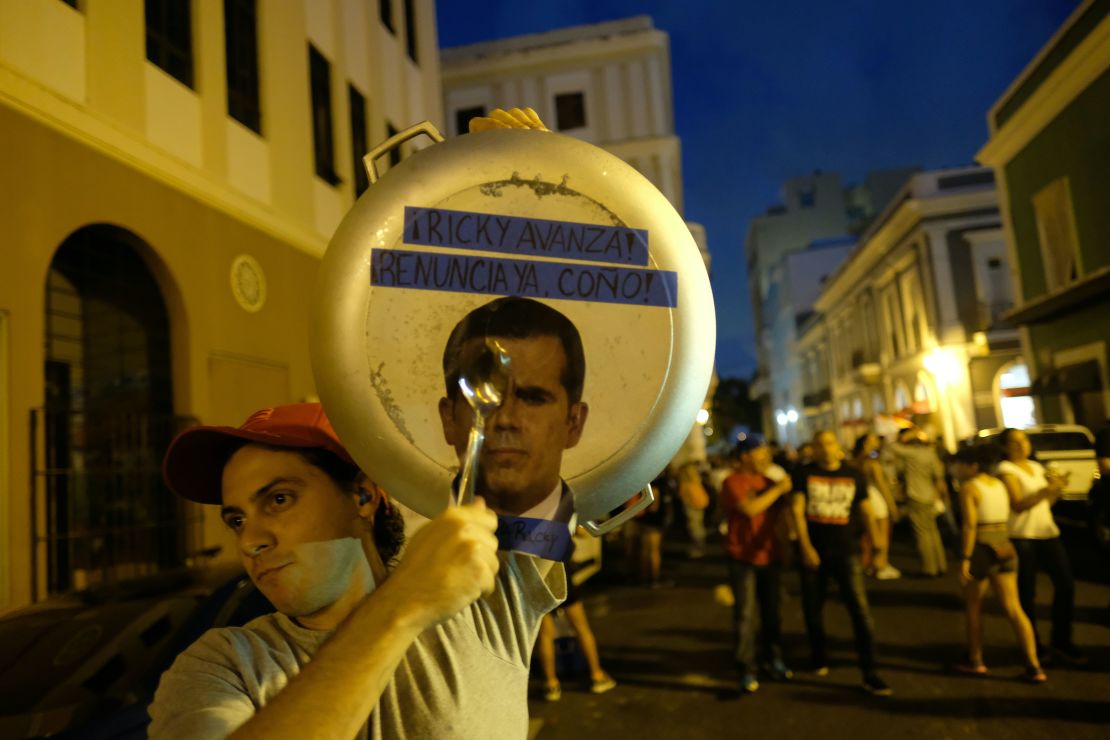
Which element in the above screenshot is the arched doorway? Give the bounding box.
[995,360,1036,429]
[39,225,179,595]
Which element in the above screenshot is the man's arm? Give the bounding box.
[738,477,793,517]
[932,453,949,502]
[889,442,911,483]
[224,501,500,740]
[791,493,820,569]
[958,480,979,585]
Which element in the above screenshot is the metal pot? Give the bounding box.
[311,122,714,532]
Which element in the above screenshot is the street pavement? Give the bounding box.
[527,526,1110,739]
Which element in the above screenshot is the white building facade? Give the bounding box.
[746,173,850,438]
[746,168,917,443]
[440,16,709,264]
[800,166,1025,450]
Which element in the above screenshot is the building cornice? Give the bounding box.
[1005,265,1110,324]
[815,187,997,312]
[796,314,827,348]
[441,32,668,83]
[441,17,658,61]
[0,62,327,258]
[978,5,1110,166]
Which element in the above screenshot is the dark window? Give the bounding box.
[309,45,340,185]
[937,171,994,190]
[455,106,485,135]
[403,0,417,62]
[386,122,401,167]
[59,0,80,9]
[380,0,394,33]
[145,0,194,88]
[799,185,816,209]
[555,92,585,130]
[349,85,369,196]
[988,257,1002,269]
[224,0,261,133]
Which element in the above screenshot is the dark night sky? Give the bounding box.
[435,0,1080,379]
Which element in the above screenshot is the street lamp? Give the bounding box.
[923,347,960,386]
[786,408,799,424]
[923,346,964,451]
[696,408,710,425]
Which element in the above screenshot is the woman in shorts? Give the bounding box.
[853,432,901,579]
[951,443,1045,682]
[536,530,617,701]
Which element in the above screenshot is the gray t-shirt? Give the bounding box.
[148,553,565,739]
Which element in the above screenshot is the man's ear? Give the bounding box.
[565,402,589,449]
[353,477,385,522]
[439,396,460,446]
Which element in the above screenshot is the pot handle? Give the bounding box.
[364,121,445,185]
[580,484,656,537]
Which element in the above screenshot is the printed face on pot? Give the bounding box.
[437,297,588,517]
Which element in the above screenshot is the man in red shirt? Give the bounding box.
[720,435,794,692]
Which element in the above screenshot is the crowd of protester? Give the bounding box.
[540,422,1098,702]
[716,424,1088,694]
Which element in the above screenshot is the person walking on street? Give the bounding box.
[951,443,1045,682]
[892,427,948,577]
[852,432,901,580]
[997,428,1085,665]
[793,431,892,696]
[676,462,710,559]
[720,435,794,693]
[625,472,671,587]
[536,530,616,701]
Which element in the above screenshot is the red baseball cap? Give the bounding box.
[162,403,356,504]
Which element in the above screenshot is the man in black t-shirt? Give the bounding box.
[792,430,892,696]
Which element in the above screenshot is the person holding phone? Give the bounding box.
[997,428,1084,665]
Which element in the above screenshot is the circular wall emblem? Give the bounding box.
[231,254,266,312]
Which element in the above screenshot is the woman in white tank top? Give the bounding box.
[997,428,1083,665]
[952,443,1044,682]
[852,432,901,580]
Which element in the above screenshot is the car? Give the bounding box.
[972,424,1100,502]
[1091,473,1110,547]
[0,565,274,739]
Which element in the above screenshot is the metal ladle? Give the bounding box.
[456,339,512,505]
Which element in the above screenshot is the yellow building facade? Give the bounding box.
[0,0,442,613]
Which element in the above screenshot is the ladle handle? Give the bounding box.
[581,484,656,537]
[364,121,445,185]
[457,423,485,506]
